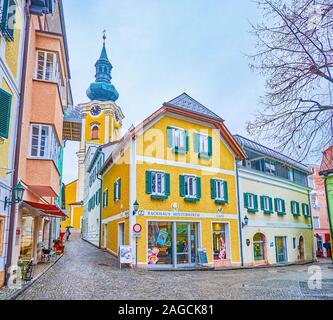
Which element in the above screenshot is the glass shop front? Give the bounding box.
[148,221,198,268]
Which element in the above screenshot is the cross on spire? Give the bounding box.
[103,29,106,45]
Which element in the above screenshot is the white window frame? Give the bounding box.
[291,202,298,215]
[185,175,197,198]
[151,171,165,196]
[313,216,320,229]
[215,180,225,201]
[29,124,60,166]
[263,196,270,211]
[248,194,255,210]
[199,134,209,154]
[276,199,283,213]
[36,50,62,87]
[173,128,185,149]
[115,179,121,202]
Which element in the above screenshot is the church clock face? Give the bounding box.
[90,105,101,117]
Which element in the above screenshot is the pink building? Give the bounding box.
[308,165,331,258]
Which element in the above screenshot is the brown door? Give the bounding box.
[299,236,305,261]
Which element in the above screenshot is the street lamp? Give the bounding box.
[4,182,25,211]
[133,200,139,216]
[242,216,249,228]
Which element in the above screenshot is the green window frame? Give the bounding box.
[145,171,170,200]
[291,201,300,216]
[260,196,274,214]
[180,175,201,202]
[274,198,286,215]
[194,133,212,159]
[302,203,311,218]
[211,179,228,204]
[244,193,259,213]
[0,87,12,139]
[167,126,188,155]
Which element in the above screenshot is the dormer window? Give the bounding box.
[91,125,100,140]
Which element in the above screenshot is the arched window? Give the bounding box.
[91,125,99,140]
[253,233,266,261]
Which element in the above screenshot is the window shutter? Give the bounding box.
[185,131,189,152]
[282,200,286,213]
[106,190,108,207]
[167,127,174,148]
[274,198,278,212]
[165,173,170,196]
[113,181,117,201]
[244,193,249,208]
[118,179,121,200]
[260,196,265,211]
[269,197,273,212]
[194,133,200,153]
[196,177,201,199]
[296,202,300,215]
[179,175,185,197]
[223,181,228,203]
[210,179,216,199]
[208,136,213,156]
[145,171,152,194]
[0,88,12,139]
[254,195,258,211]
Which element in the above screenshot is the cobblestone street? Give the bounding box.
[14,235,333,300]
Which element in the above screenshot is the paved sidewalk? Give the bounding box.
[14,235,333,300]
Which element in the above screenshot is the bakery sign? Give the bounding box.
[136,210,238,220]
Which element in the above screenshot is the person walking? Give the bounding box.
[66,226,72,241]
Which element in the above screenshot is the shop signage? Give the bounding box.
[136,210,238,220]
[119,245,133,264]
[198,248,208,264]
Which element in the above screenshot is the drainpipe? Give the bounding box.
[307,187,316,263]
[5,1,31,285]
[236,161,244,267]
[97,151,104,249]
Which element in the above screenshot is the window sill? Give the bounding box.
[172,147,187,155]
[184,197,200,203]
[263,210,274,215]
[247,208,258,213]
[151,195,168,201]
[277,212,287,216]
[215,199,228,205]
[292,213,301,217]
[198,153,212,160]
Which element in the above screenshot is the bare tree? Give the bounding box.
[248,0,333,161]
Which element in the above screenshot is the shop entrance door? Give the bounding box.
[176,223,198,266]
[299,236,305,261]
[275,237,288,264]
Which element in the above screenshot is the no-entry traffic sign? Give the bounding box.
[133,224,142,234]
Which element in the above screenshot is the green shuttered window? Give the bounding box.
[291,201,300,216]
[244,193,259,213]
[260,196,274,214]
[146,171,170,200]
[0,0,16,41]
[114,179,121,201]
[274,198,286,215]
[211,179,228,204]
[302,203,311,218]
[194,133,213,159]
[0,88,12,139]
[167,127,188,154]
[180,175,201,202]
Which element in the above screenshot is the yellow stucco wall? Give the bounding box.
[62,180,83,230]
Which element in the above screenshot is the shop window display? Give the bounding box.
[212,223,227,260]
[148,222,173,265]
[20,217,35,260]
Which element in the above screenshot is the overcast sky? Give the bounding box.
[62,0,266,184]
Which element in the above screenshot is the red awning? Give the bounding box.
[23,201,67,218]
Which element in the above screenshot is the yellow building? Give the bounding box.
[0,0,25,287]
[100,93,246,269]
[61,180,83,231]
